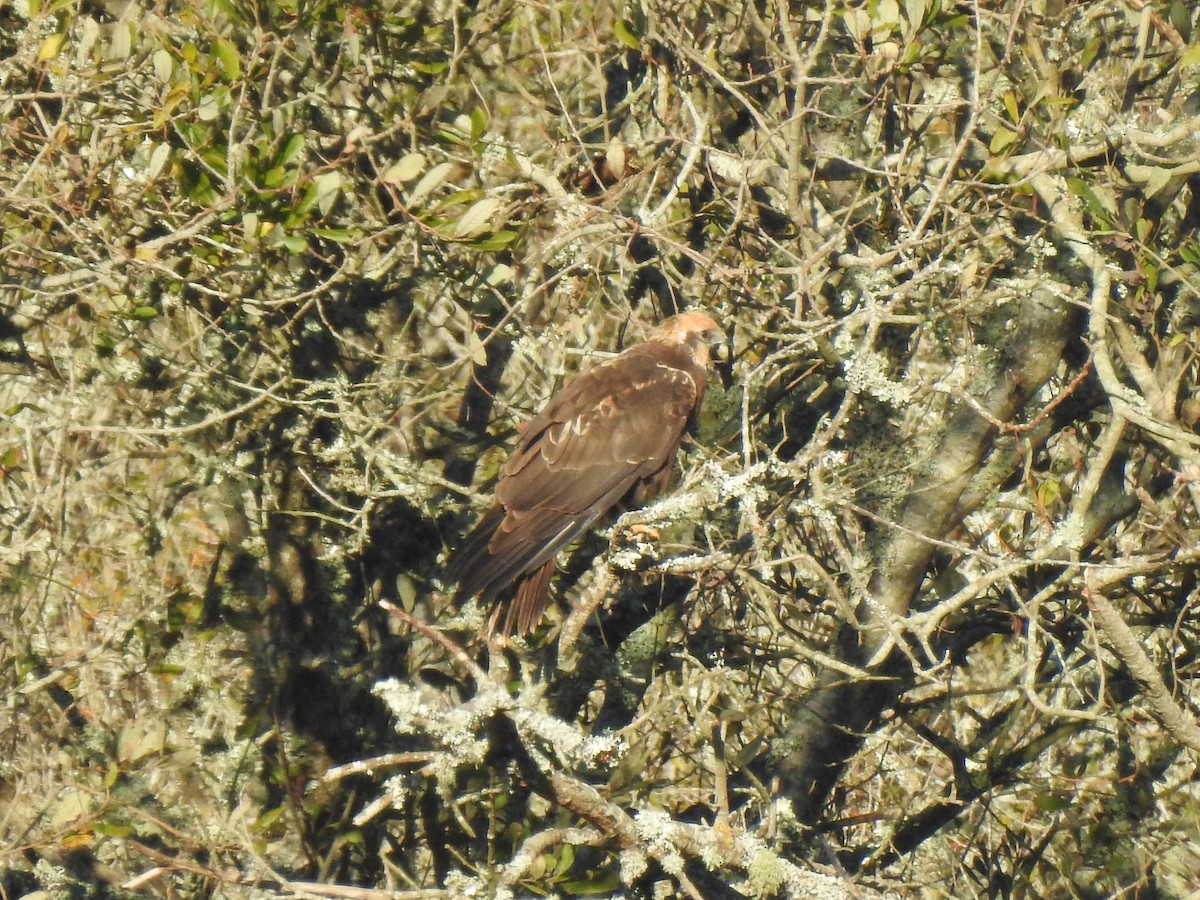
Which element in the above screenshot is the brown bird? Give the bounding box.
[448,311,724,637]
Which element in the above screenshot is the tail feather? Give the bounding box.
[494,560,555,638]
[446,506,504,599]
[451,503,603,637]
[448,507,558,637]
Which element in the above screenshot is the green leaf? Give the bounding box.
[167,593,204,629]
[560,872,621,895]
[1003,90,1020,124]
[200,146,229,177]
[436,188,485,210]
[213,37,241,80]
[1141,166,1174,199]
[989,126,1019,154]
[469,229,519,252]
[152,48,173,81]
[308,227,360,243]
[407,161,454,207]
[448,196,502,239]
[207,0,248,24]
[129,306,159,320]
[37,33,65,62]
[95,331,116,357]
[1144,259,1158,294]
[552,843,576,876]
[1035,792,1071,812]
[1065,177,1116,228]
[469,106,487,141]
[278,232,308,253]
[1168,1,1189,36]
[253,805,286,832]
[397,574,417,610]
[441,114,474,145]
[293,182,322,217]
[1036,478,1061,508]
[313,170,342,215]
[147,142,171,179]
[614,18,641,50]
[262,165,288,188]
[899,38,924,69]
[276,134,305,167]
[383,152,426,184]
[94,821,136,838]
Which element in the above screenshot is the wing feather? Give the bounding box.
[449,339,708,635]
[500,351,698,508]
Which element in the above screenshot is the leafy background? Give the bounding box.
[3,0,1200,897]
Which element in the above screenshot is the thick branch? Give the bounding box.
[1085,573,1200,754]
[771,286,1080,821]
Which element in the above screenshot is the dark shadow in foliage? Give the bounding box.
[255,499,441,765]
[824,421,1139,874]
[201,272,449,882]
[0,870,40,900]
[628,233,683,317]
[444,331,514,490]
[0,305,34,369]
[232,501,395,881]
[357,497,443,607]
[546,574,696,729]
[599,51,646,142]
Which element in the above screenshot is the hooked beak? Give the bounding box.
[708,327,731,363]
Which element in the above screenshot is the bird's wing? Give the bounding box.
[450,346,703,606]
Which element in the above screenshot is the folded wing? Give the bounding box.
[448,344,704,635]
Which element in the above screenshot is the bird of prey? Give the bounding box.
[448,311,724,637]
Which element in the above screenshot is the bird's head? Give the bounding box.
[651,311,726,365]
